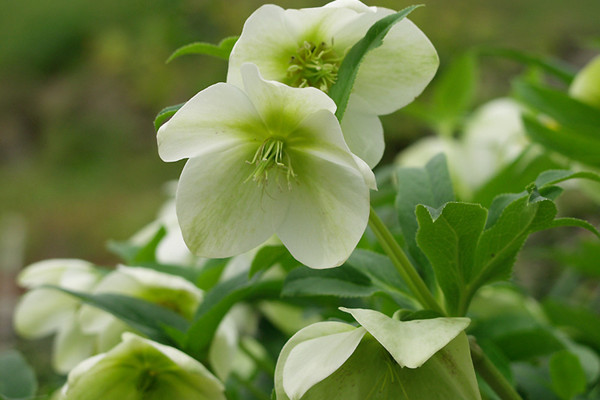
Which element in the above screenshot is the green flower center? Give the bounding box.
[246,137,296,188]
[286,41,343,93]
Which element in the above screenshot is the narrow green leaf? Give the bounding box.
[0,350,37,400]
[47,286,189,346]
[395,153,455,282]
[329,5,421,121]
[154,102,185,131]
[478,47,575,84]
[249,245,298,278]
[416,202,488,315]
[549,217,600,238]
[515,81,600,139]
[550,350,587,400]
[185,274,281,358]
[282,265,379,298]
[166,36,238,63]
[535,169,600,188]
[522,114,600,168]
[346,249,409,294]
[431,52,479,136]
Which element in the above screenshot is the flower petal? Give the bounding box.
[341,307,470,368]
[283,327,366,400]
[274,321,358,400]
[14,289,77,338]
[17,259,96,288]
[157,82,265,162]
[53,322,96,374]
[351,18,439,115]
[176,143,289,259]
[240,63,336,134]
[340,103,384,168]
[276,151,370,269]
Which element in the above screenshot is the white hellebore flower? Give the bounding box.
[60,333,226,400]
[13,259,103,373]
[157,63,375,269]
[228,0,439,167]
[275,308,480,400]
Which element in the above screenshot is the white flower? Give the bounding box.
[227,0,439,167]
[60,333,226,400]
[13,259,103,373]
[275,308,478,400]
[157,63,375,269]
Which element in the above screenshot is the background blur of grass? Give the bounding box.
[1,0,599,269]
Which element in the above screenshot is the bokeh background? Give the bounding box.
[1,0,599,390]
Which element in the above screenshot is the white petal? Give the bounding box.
[324,0,376,13]
[157,82,265,162]
[351,18,439,115]
[209,313,239,381]
[340,103,384,168]
[14,289,77,338]
[274,321,358,400]
[176,144,289,259]
[17,259,95,288]
[53,322,96,374]
[227,5,299,87]
[240,63,336,133]
[283,327,366,400]
[341,307,470,368]
[276,152,370,269]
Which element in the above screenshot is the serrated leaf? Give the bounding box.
[0,350,37,400]
[46,286,189,346]
[550,350,587,400]
[328,5,421,121]
[154,102,185,131]
[185,273,281,358]
[282,265,379,298]
[431,52,479,136]
[166,36,238,63]
[395,153,455,283]
[416,202,488,315]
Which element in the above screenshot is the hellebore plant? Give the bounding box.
[158,63,374,269]
[227,0,439,167]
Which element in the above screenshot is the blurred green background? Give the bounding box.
[1,0,599,267]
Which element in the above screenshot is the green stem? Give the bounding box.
[368,206,445,315]
[469,337,523,400]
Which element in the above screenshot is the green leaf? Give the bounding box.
[282,265,379,298]
[166,36,238,63]
[0,350,37,400]
[47,286,189,346]
[395,153,455,282]
[493,328,565,361]
[154,102,185,131]
[478,47,575,84]
[550,350,587,400]
[185,273,281,358]
[515,81,600,140]
[543,299,600,352]
[249,245,298,278]
[430,52,479,136]
[328,4,421,121]
[415,202,488,315]
[534,169,600,188]
[346,249,409,295]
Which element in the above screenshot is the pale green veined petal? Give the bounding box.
[17,259,96,288]
[340,102,384,168]
[14,289,77,338]
[275,321,357,400]
[176,143,289,259]
[157,82,266,162]
[283,327,366,400]
[351,17,439,115]
[240,63,336,135]
[208,313,239,381]
[341,307,470,368]
[53,322,96,374]
[227,5,299,87]
[276,152,369,269]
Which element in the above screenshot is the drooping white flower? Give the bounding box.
[227,0,439,167]
[274,308,479,400]
[60,333,226,400]
[157,63,375,269]
[13,259,104,373]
